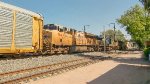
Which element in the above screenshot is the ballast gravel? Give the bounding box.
[0,52,103,74]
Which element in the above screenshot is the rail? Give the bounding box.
[0,56,111,84]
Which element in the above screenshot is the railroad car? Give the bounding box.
[43,24,73,54]
[85,33,99,51]
[0,1,43,55]
[71,32,102,52]
[71,31,88,52]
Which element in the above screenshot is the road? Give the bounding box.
[30,52,150,84]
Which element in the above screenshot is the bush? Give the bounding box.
[143,47,150,60]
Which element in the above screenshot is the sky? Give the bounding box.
[3,0,141,39]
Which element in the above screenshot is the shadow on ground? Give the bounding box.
[86,54,150,84]
[112,57,150,65]
[87,64,150,84]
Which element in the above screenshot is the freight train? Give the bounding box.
[0,2,117,56]
[43,24,102,54]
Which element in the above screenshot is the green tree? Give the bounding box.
[102,29,126,42]
[117,4,150,48]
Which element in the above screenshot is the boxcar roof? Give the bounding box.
[0,1,42,19]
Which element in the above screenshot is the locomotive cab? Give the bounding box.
[43,24,73,54]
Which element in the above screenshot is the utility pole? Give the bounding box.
[83,25,90,33]
[110,23,116,53]
[113,24,116,42]
[103,26,106,53]
[84,26,85,33]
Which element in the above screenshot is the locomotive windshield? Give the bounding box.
[44,24,57,30]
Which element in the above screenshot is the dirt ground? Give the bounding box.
[29,53,150,84]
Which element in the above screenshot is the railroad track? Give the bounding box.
[0,56,111,84]
[106,51,141,54]
[0,52,89,61]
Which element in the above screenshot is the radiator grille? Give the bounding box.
[15,12,33,48]
[0,8,13,48]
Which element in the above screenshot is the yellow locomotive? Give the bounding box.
[72,31,87,52]
[85,33,99,51]
[43,24,73,54]
[71,31,101,52]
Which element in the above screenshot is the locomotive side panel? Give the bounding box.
[62,32,73,46]
[52,31,63,46]
[75,32,87,46]
[70,32,88,52]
